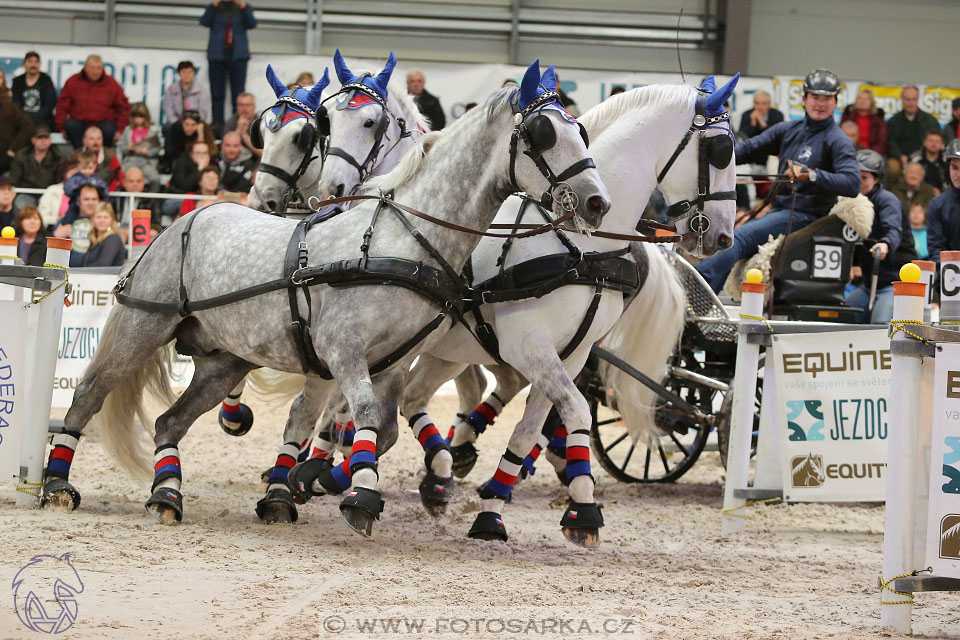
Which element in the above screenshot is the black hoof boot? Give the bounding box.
[450,441,479,478]
[219,403,254,436]
[145,487,183,524]
[560,502,603,548]
[340,487,384,537]
[468,511,508,541]
[255,488,299,524]
[40,478,81,511]
[287,458,333,504]
[418,473,454,517]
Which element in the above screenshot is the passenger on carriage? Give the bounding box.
[843,149,915,323]
[695,68,861,293]
[926,138,960,266]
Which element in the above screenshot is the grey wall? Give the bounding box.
[746,0,960,85]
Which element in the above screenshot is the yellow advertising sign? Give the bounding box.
[922,87,960,123]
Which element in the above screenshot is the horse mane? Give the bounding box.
[578,84,697,137]
[364,86,515,194]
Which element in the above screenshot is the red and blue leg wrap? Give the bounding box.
[565,428,592,480]
[347,426,378,476]
[478,450,523,500]
[267,442,299,486]
[45,431,81,480]
[547,424,568,457]
[464,392,504,435]
[522,430,551,477]
[153,444,182,491]
[410,412,445,454]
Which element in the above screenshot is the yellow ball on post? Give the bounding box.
[899,263,922,283]
[1,226,15,239]
[745,268,763,284]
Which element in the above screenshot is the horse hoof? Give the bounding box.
[287,458,332,504]
[418,473,454,517]
[562,526,601,548]
[450,442,479,478]
[340,488,384,537]
[467,511,508,542]
[255,488,299,524]
[219,403,254,436]
[145,487,183,524]
[259,466,274,493]
[39,478,81,511]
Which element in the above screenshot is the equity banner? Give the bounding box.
[773,329,891,502]
[926,343,960,578]
[0,301,28,479]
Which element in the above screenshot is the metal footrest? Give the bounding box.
[893,575,960,593]
[732,488,782,500]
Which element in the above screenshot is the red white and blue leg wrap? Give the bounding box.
[548,424,568,457]
[327,458,354,493]
[267,442,299,491]
[296,438,312,463]
[311,423,337,460]
[478,450,523,500]
[334,416,356,448]
[152,445,182,492]
[564,428,592,480]
[347,426,378,476]
[220,390,243,422]
[464,392,504,435]
[522,430,551,477]
[45,431,81,480]
[410,411,445,454]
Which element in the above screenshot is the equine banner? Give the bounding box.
[925,343,960,578]
[772,329,890,502]
[0,301,28,479]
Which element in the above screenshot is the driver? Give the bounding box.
[843,149,913,323]
[926,138,960,265]
[695,69,861,292]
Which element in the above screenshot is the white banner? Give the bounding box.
[926,343,960,578]
[0,301,28,479]
[773,330,891,502]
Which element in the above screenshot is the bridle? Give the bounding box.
[508,90,595,214]
[254,94,323,211]
[321,75,415,191]
[652,90,737,249]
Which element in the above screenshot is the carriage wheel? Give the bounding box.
[716,380,763,470]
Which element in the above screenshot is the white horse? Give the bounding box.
[390,76,741,546]
[39,60,610,543]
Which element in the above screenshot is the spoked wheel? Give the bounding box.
[716,376,763,469]
[588,352,714,483]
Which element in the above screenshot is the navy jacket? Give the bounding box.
[854,184,913,289]
[927,186,960,265]
[735,115,861,217]
[200,3,257,61]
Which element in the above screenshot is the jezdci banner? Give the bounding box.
[773,330,891,502]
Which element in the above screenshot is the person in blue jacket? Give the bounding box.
[926,138,960,267]
[843,149,914,323]
[696,69,861,292]
[200,0,257,130]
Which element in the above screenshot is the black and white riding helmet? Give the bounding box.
[803,69,841,96]
[857,149,885,179]
[945,138,960,162]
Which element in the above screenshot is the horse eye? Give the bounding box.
[363,120,375,128]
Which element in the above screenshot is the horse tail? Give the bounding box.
[89,306,177,485]
[598,244,685,445]
[246,369,307,399]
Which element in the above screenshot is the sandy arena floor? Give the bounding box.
[1,389,958,640]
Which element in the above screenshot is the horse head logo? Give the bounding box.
[792,453,826,488]
[12,553,84,634]
[941,515,960,560]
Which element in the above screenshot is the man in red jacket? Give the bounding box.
[55,55,131,150]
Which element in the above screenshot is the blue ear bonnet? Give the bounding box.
[333,49,396,103]
[514,60,564,114]
[701,73,740,117]
[262,65,329,131]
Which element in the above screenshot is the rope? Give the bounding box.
[889,320,941,352]
[739,312,773,332]
[721,496,782,518]
[15,480,42,499]
[23,262,69,308]
[879,573,916,606]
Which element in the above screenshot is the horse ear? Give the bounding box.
[518,59,541,109]
[266,65,287,98]
[700,75,716,94]
[375,51,397,87]
[305,68,330,110]
[706,72,740,116]
[540,64,558,92]
[333,49,354,85]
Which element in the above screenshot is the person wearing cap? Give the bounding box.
[12,50,57,130]
[926,138,960,265]
[9,125,66,209]
[943,98,960,145]
[0,177,18,229]
[843,149,914,323]
[695,68,861,293]
[200,0,257,129]
[162,61,212,132]
[887,86,941,182]
[55,54,130,149]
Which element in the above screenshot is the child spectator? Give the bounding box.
[909,203,929,260]
[38,159,79,228]
[78,125,123,191]
[14,205,47,266]
[118,102,163,190]
[83,202,127,267]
